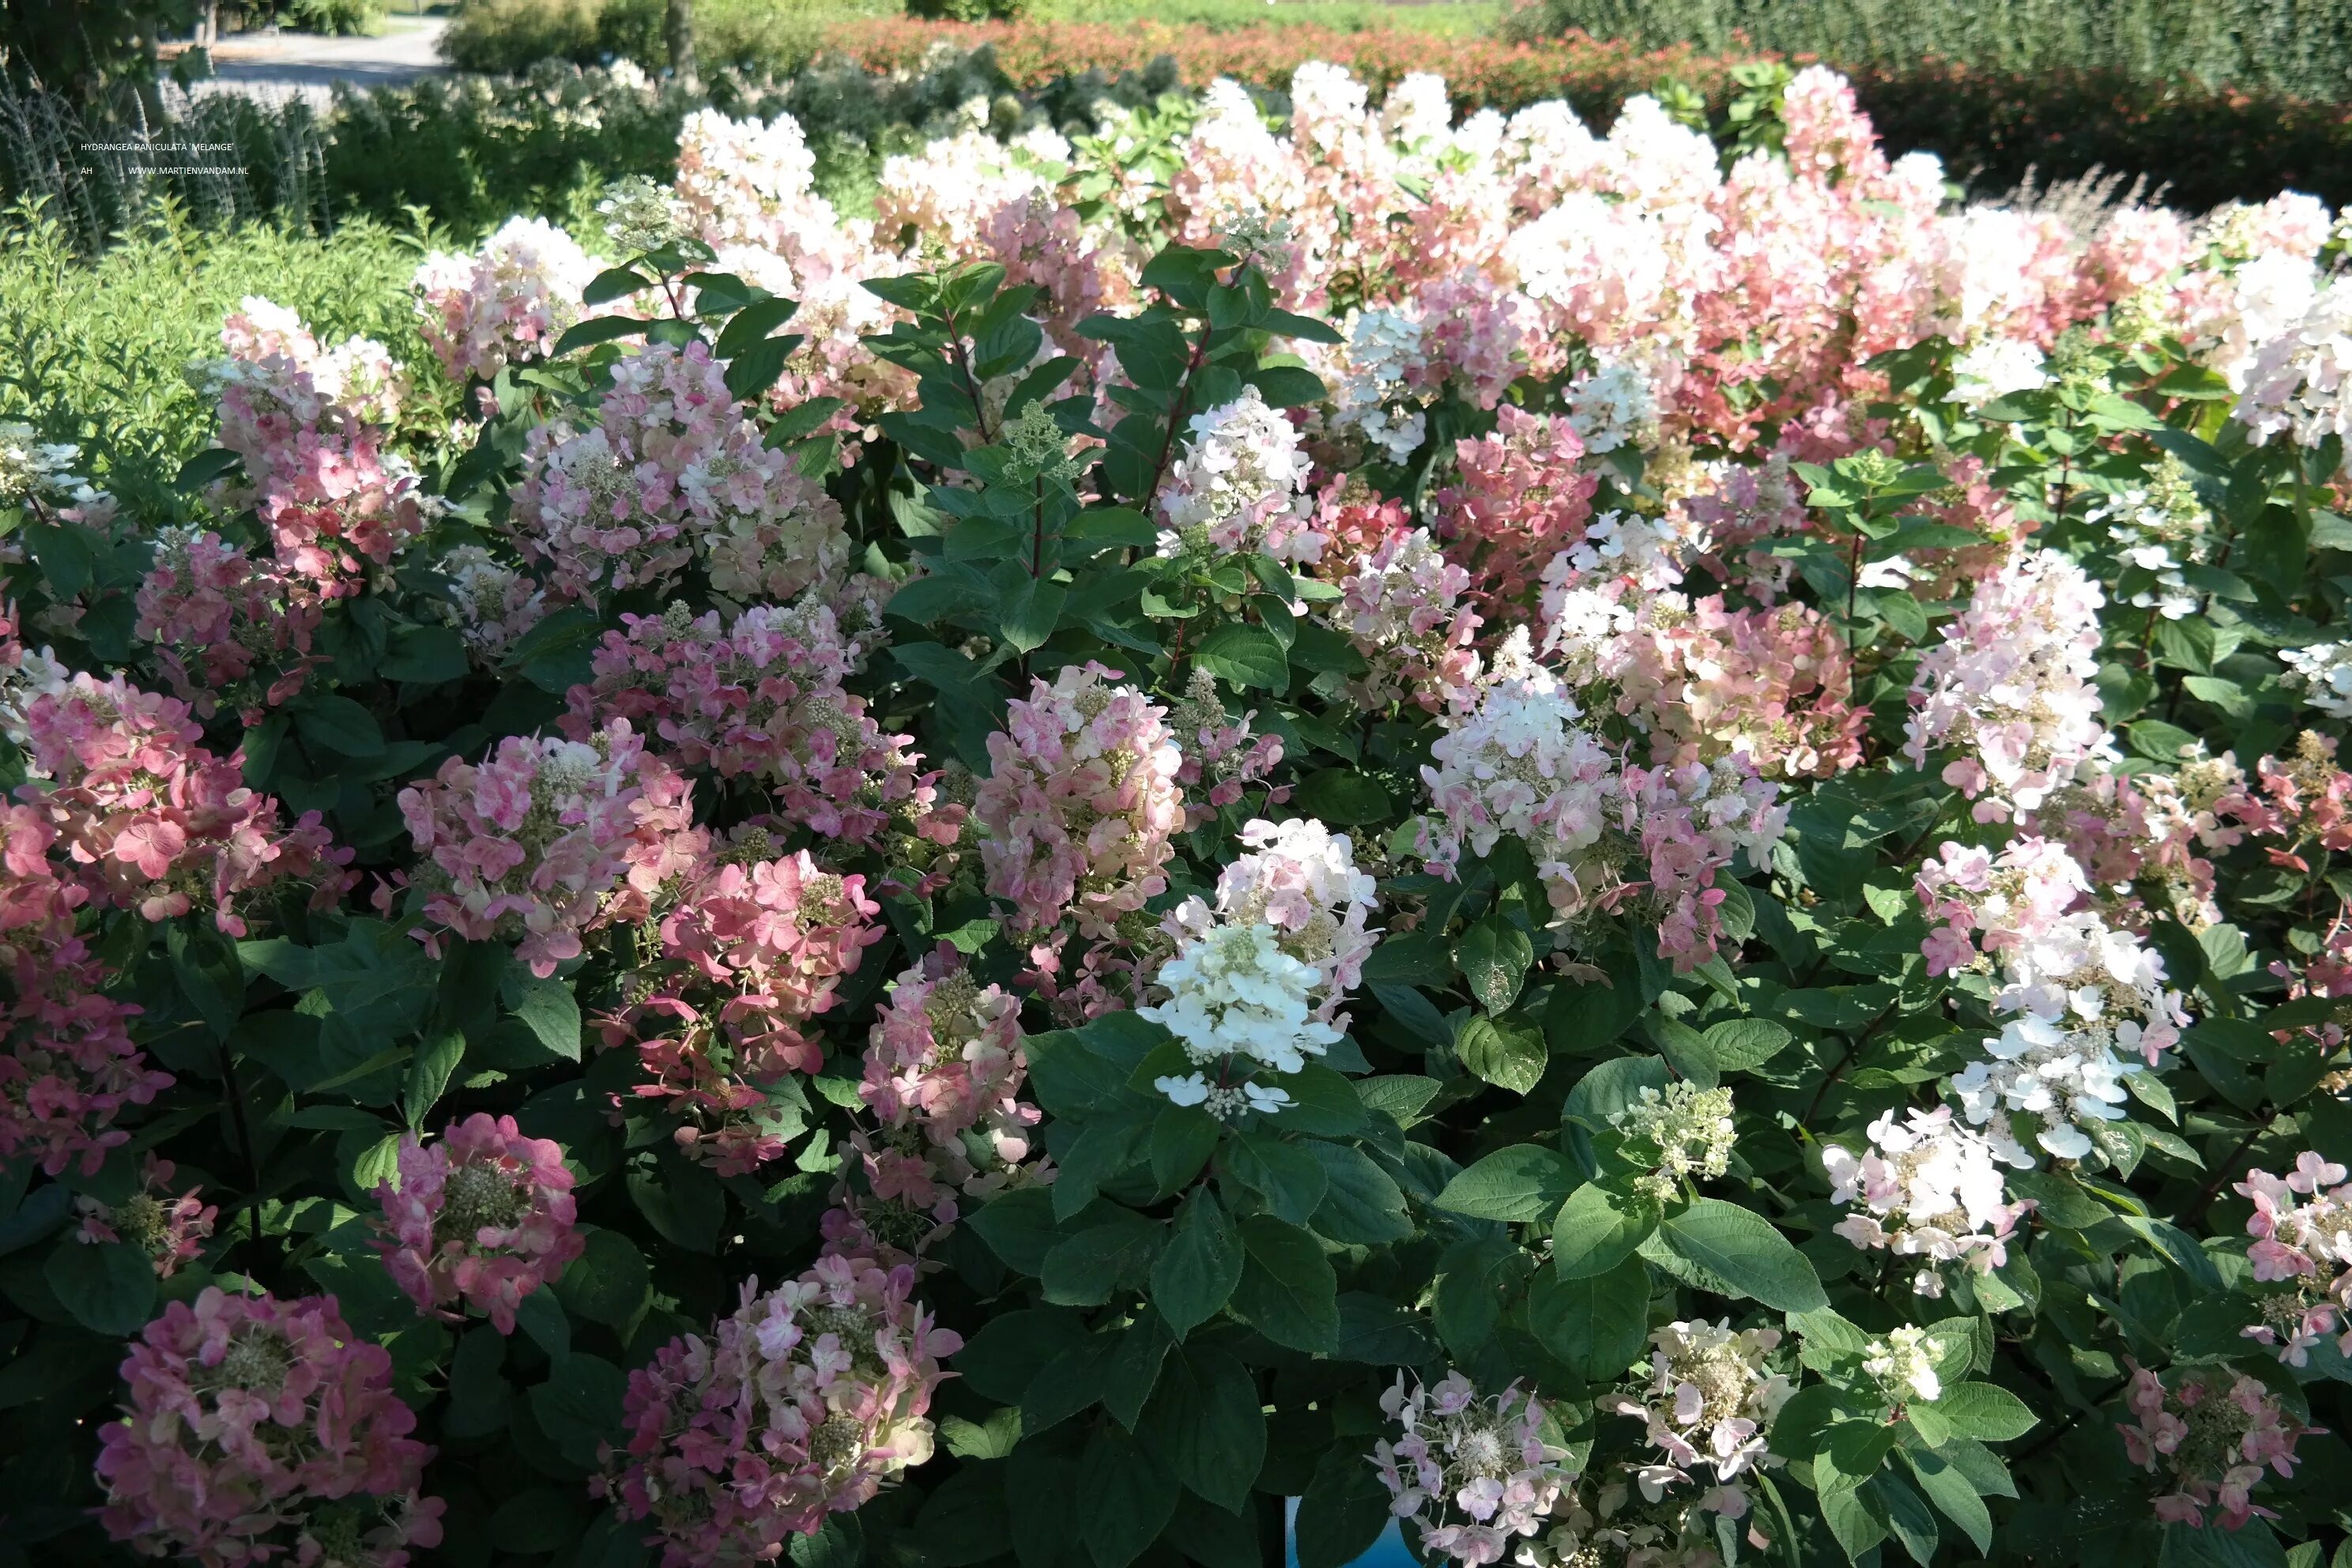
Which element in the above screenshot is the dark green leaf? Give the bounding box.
[1231,1215,1339,1352]
[1434,1146,1578,1223]
[45,1239,156,1336]
[1139,1342,1265,1513]
[1295,1445,1390,1568]
[1301,1140,1412,1244]
[1658,1198,1827,1311]
[1152,1188,1242,1338]
[1193,624,1291,691]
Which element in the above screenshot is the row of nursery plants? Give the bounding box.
[12,54,2352,1568]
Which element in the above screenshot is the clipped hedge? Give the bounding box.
[823,17,2352,210]
[1504,0,2352,104]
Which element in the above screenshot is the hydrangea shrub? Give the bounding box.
[8,58,2352,1568]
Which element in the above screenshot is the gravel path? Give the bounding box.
[189,17,450,105]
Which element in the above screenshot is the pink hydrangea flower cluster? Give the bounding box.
[1912,835,2093,976]
[511,340,850,603]
[846,944,1043,1252]
[2235,1152,2352,1366]
[134,525,323,720]
[0,801,166,1177]
[1155,386,1324,563]
[199,297,426,591]
[397,719,696,978]
[1371,1372,1574,1567]
[1335,526,1483,710]
[1165,667,1288,822]
[602,1257,961,1566]
[1822,1105,2032,1294]
[1419,634,1785,971]
[10,660,350,932]
[1438,407,1597,618]
[95,1287,443,1568]
[564,601,952,849]
[1611,1320,1792,1503]
[411,216,601,385]
[974,662,1185,940]
[2116,1364,2316,1530]
[604,835,881,1175]
[1905,548,2115,821]
[413,217,597,385]
[1552,582,1864,781]
[77,1153,216,1276]
[373,1111,584,1334]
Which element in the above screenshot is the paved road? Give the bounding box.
[184,17,450,105]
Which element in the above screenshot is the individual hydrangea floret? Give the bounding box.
[374,1112,584,1334]
[601,1257,961,1566]
[1822,1105,2031,1294]
[1370,1371,1574,1567]
[95,1287,444,1568]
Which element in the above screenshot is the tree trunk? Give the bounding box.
[663,0,696,86]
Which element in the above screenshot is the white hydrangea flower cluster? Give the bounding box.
[1327,307,1430,463]
[1372,1372,1574,1568]
[1947,338,2050,409]
[1612,1321,1792,1500]
[2233,277,2352,461]
[0,423,118,548]
[1822,1105,2032,1294]
[1419,631,1617,874]
[1608,1081,1737,1205]
[1142,816,1379,1117]
[1566,360,1660,454]
[2279,641,2352,720]
[1552,508,1687,594]
[1155,386,1323,564]
[1860,1325,1943,1406]
[2086,453,2212,620]
[1952,910,2189,1164]
[1904,548,2116,822]
[1336,526,1482,709]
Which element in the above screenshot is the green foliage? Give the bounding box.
[0,201,445,521]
